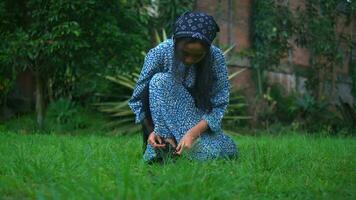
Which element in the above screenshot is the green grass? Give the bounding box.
[0,131,355,199]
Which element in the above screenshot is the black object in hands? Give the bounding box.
[162,140,177,154]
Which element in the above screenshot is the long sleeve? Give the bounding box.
[201,48,230,133]
[128,47,163,124]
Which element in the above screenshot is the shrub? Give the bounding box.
[46,98,90,132]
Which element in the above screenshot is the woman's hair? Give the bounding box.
[173,37,214,113]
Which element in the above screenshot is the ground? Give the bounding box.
[0,131,355,199]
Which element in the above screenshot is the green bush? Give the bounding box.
[45,98,112,134]
[268,84,342,133]
[223,90,251,129]
[0,0,151,128]
[46,98,87,130]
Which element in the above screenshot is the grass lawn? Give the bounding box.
[0,131,355,199]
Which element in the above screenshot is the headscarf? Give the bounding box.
[173,11,220,45]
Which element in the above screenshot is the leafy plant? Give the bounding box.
[94,29,168,134]
[295,0,354,101]
[257,87,335,133]
[223,66,251,130]
[46,98,89,132]
[223,90,251,130]
[0,0,150,128]
[94,69,141,134]
[0,75,13,108]
[251,0,294,95]
[335,98,356,134]
[144,0,196,34]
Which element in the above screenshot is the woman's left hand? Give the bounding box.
[176,132,196,155]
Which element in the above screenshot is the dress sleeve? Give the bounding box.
[128,47,163,124]
[201,48,230,133]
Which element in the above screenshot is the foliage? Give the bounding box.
[0,71,14,107]
[94,69,141,134]
[254,87,278,129]
[223,90,251,129]
[266,84,343,133]
[295,0,354,100]
[141,0,196,35]
[0,132,355,199]
[335,98,356,133]
[46,98,89,131]
[2,106,108,134]
[95,29,168,134]
[249,1,295,128]
[268,85,297,123]
[250,0,355,132]
[1,0,149,73]
[350,57,356,98]
[291,93,335,132]
[0,0,150,127]
[251,0,294,95]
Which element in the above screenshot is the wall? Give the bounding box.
[196,0,354,104]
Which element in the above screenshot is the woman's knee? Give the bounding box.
[188,134,238,160]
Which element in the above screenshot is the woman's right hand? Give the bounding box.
[147,132,177,149]
[147,132,165,148]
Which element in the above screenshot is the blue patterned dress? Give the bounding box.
[128,39,237,161]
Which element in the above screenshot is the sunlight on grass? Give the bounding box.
[0,132,355,199]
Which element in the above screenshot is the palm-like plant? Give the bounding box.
[94,29,168,134]
[96,29,250,134]
[224,71,252,132]
[94,67,141,134]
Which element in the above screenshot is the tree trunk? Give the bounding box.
[48,78,54,103]
[35,69,44,129]
[257,68,263,95]
[318,66,324,101]
[331,63,337,98]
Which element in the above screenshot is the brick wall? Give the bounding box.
[196,0,354,102]
[196,0,255,100]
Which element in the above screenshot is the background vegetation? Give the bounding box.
[250,0,356,134]
[0,1,355,199]
[0,0,355,135]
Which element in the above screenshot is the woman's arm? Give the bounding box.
[187,119,209,139]
[176,48,229,155]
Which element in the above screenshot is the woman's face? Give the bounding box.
[176,41,206,66]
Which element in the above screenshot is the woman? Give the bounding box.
[128,11,238,162]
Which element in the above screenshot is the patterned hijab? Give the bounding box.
[173,11,220,46]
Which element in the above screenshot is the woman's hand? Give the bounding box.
[147,132,177,149]
[147,132,165,148]
[176,132,196,155]
[176,120,208,155]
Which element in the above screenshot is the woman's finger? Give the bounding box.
[147,132,156,148]
[176,142,182,153]
[148,138,156,147]
[154,135,165,148]
[176,142,185,155]
[148,136,164,148]
[156,135,163,144]
[148,136,154,145]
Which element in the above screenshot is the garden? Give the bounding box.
[0,0,355,199]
